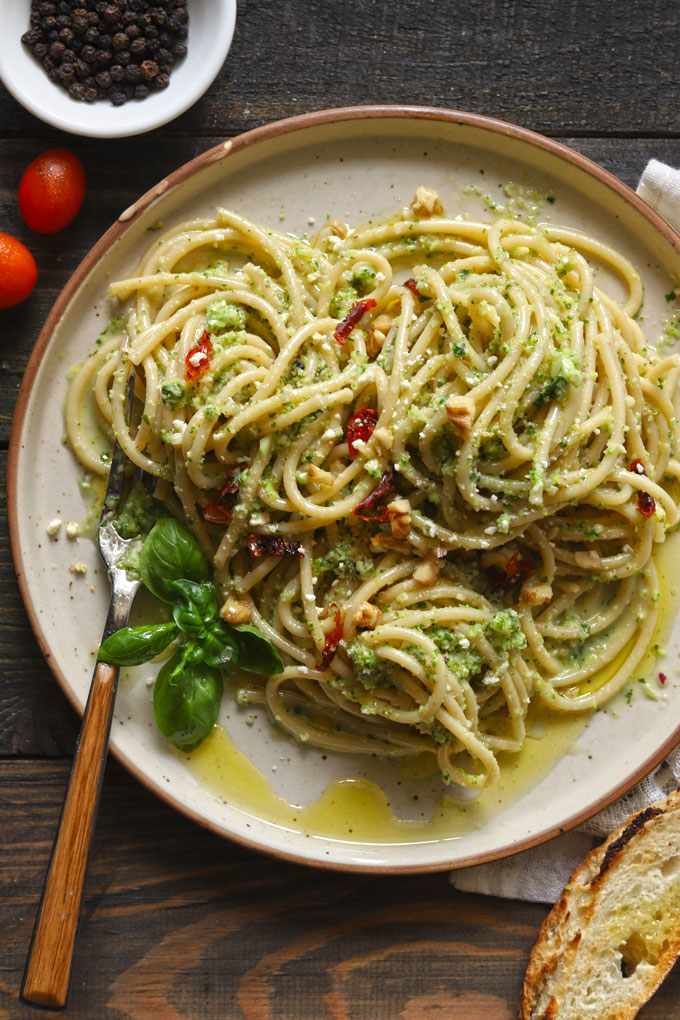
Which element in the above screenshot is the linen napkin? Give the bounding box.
[450,159,680,903]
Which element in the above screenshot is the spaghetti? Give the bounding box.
[67,188,680,789]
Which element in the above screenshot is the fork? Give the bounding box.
[21,377,144,1010]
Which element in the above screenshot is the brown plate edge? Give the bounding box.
[8,103,680,875]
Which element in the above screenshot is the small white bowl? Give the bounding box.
[0,1,236,138]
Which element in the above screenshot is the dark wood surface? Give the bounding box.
[2,1,680,1016]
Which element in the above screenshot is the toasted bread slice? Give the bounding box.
[520,788,680,1020]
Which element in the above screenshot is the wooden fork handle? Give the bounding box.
[21,661,118,1009]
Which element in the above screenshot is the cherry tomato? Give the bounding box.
[18,149,86,234]
[0,232,38,310]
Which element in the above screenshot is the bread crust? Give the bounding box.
[519,788,680,1020]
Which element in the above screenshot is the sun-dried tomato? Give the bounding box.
[202,467,244,525]
[333,298,377,346]
[628,459,656,517]
[487,552,536,596]
[347,408,378,460]
[352,470,397,522]
[185,331,213,381]
[320,604,343,670]
[404,277,424,301]
[247,534,305,558]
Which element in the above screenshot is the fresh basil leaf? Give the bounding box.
[231,623,284,675]
[153,652,223,752]
[139,518,211,603]
[181,639,208,664]
[200,623,239,669]
[99,622,178,666]
[169,579,219,620]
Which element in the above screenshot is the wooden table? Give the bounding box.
[2,2,680,1016]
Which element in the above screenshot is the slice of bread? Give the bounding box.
[520,788,680,1020]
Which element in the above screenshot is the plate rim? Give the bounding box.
[9,104,680,873]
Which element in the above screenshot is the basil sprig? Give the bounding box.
[99,517,283,751]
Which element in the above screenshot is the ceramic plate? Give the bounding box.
[9,107,680,872]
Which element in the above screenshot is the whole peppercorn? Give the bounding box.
[140,59,158,80]
[23,0,189,107]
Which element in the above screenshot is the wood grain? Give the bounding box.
[3,760,680,1019]
[2,0,680,1016]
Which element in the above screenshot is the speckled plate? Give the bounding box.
[9,107,680,873]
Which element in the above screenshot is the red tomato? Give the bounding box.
[18,149,86,234]
[0,232,38,310]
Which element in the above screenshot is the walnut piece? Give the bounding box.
[327,220,349,238]
[411,186,444,218]
[370,533,412,555]
[352,601,382,629]
[220,596,252,624]
[413,559,440,586]
[388,497,411,539]
[445,394,476,438]
[367,313,394,358]
[521,581,553,606]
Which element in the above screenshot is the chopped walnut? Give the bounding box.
[411,186,444,218]
[352,601,382,629]
[327,220,349,238]
[481,547,516,571]
[413,558,440,586]
[372,427,393,450]
[308,464,335,487]
[521,581,553,606]
[370,533,412,555]
[574,549,603,570]
[445,394,476,438]
[367,314,394,359]
[220,596,252,625]
[388,498,411,539]
[557,580,582,595]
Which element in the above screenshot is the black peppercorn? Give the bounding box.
[23,0,188,107]
[140,59,157,80]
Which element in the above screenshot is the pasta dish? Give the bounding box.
[67,186,680,790]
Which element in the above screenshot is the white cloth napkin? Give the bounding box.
[450,159,680,903]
